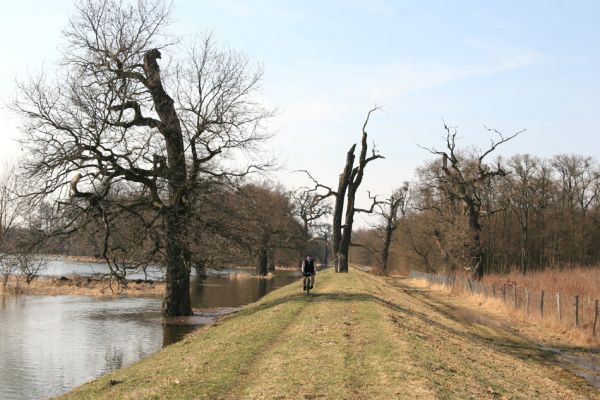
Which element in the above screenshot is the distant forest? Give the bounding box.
[6,150,600,279]
[11,182,329,274]
[352,153,600,276]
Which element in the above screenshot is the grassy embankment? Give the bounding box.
[59,268,599,399]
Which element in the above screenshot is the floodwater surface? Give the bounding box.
[0,261,298,400]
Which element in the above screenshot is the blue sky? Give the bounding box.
[1,1,600,216]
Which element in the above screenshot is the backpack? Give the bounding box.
[303,257,315,273]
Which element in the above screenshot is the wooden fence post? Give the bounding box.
[556,292,561,321]
[575,295,580,328]
[468,280,473,294]
[492,284,496,298]
[540,290,545,319]
[503,284,506,303]
[525,288,529,319]
[514,285,517,309]
[593,299,598,337]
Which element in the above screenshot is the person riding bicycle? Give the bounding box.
[301,254,316,291]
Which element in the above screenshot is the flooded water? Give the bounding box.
[434,292,600,389]
[0,262,298,400]
[542,346,600,389]
[43,258,165,280]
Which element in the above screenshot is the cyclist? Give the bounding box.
[301,254,316,291]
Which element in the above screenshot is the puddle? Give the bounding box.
[444,305,515,332]
[444,300,600,388]
[541,346,600,388]
[381,279,600,389]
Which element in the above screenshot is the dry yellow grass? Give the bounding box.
[412,269,600,348]
[485,266,600,303]
[227,271,274,280]
[0,275,164,298]
[41,254,107,263]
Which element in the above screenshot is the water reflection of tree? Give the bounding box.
[103,346,124,373]
[162,325,197,347]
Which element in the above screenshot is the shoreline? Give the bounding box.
[0,275,164,298]
[42,254,109,264]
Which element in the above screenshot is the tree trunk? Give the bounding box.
[338,184,358,273]
[302,221,310,255]
[521,221,528,275]
[381,224,393,276]
[256,230,269,276]
[256,246,268,276]
[194,257,207,279]
[143,49,193,317]
[323,232,329,266]
[162,207,192,316]
[467,204,484,281]
[338,228,351,272]
[268,248,276,271]
[332,145,356,272]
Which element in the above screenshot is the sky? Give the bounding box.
[1,0,600,221]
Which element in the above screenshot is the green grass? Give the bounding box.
[58,269,600,400]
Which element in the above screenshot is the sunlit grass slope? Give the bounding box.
[59,268,599,399]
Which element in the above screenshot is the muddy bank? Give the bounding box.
[0,275,164,298]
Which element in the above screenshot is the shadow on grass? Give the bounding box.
[390,278,600,386]
[238,286,587,371]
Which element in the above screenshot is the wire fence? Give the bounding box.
[409,270,600,337]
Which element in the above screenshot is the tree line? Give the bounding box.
[0,178,330,278]
[352,148,600,278]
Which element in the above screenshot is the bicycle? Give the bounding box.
[303,273,314,295]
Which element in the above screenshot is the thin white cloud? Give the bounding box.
[304,49,543,99]
[264,47,543,130]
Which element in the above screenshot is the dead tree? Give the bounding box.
[421,124,523,280]
[302,108,383,272]
[337,110,384,272]
[12,0,272,316]
[331,144,357,272]
[376,183,410,276]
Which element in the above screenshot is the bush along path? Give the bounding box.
[60,268,600,399]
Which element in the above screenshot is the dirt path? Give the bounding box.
[60,268,600,399]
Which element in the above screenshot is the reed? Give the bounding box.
[0,275,164,297]
[227,271,274,280]
[411,266,600,347]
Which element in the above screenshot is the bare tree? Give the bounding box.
[237,184,300,276]
[0,165,23,287]
[502,154,540,274]
[0,165,49,289]
[337,110,384,272]
[302,108,383,272]
[292,189,331,256]
[375,183,410,275]
[420,124,523,280]
[12,0,272,316]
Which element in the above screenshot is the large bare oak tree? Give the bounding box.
[13,0,271,316]
[421,124,523,280]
